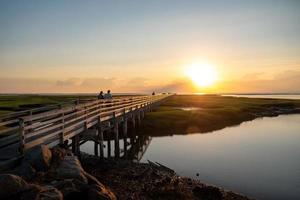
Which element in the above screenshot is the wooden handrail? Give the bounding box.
[0,94,172,156]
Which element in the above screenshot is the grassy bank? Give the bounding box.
[140,95,300,136]
[0,94,95,115]
[0,94,142,115]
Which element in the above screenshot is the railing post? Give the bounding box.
[84,105,88,130]
[123,108,128,157]
[107,138,111,158]
[136,105,141,126]
[113,112,119,158]
[60,111,65,145]
[19,118,25,154]
[97,116,104,158]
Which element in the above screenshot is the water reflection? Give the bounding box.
[81,134,152,161]
[140,114,300,200]
[175,107,203,111]
[81,114,300,200]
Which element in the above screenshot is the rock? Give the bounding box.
[52,179,88,197]
[14,162,36,180]
[0,174,29,199]
[88,184,117,200]
[85,172,116,200]
[55,156,87,183]
[37,185,63,200]
[51,147,72,165]
[84,172,101,185]
[24,145,52,172]
[21,185,63,200]
[192,185,223,200]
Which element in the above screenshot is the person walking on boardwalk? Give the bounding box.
[104,90,112,99]
[98,91,104,99]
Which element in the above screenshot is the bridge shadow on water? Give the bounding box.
[80,133,152,162]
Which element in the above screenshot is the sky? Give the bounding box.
[0,0,300,93]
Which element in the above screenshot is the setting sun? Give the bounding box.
[186,63,218,87]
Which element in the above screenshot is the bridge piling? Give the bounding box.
[98,130,104,159]
[72,135,80,156]
[94,140,98,156]
[107,139,111,158]
[113,112,120,158]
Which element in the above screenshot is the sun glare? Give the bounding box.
[186,63,218,87]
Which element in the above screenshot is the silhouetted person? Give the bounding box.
[152,91,155,95]
[104,90,112,99]
[98,91,104,99]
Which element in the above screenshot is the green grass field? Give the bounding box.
[1,94,300,136]
[0,94,95,115]
[140,95,300,136]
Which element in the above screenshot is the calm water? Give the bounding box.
[140,114,300,200]
[82,114,300,200]
[223,94,300,99]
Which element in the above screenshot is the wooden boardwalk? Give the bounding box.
[0,94,172,170]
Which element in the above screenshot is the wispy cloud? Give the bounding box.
[1,70,300,93]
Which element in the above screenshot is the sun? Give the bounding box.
[185,63,218,87]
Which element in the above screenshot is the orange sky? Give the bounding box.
[1,1,300,94]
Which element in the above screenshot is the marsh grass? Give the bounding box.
[140,95,300,136]
[0,94,94,115]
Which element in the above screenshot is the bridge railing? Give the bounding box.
[0,94,171,160]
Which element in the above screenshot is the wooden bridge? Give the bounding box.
[0,94,172,170]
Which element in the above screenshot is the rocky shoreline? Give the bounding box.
[81,154,253,200]
[0,145,116,200]
[0,145,253,200]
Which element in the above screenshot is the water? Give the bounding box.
[175,107,203,111]
[223,94,300,100]
[140,114,300,200]
[81,114,300,200]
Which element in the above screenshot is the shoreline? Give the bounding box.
[81,154,253,200]
[0,146,253,200]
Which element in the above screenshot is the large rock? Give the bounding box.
[0,174,29,199]
[88,184,117,200]
[21,185,63,200]
[51,179,88,197]
[85,172,116,200]
[14,162,36,180]
[24,145,52,172]
[55,156,88,183]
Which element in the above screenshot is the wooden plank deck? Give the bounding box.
[0,94,172,170]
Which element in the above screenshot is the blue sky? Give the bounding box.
[0,0,300,93]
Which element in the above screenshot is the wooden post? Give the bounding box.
[141,109,145,119]
[107,139,111,158]
[123,108,128,157]
[19,118,25,154]
[123,119,128,137]
[60,112,65,145]
[123,109,128,137]
[72,137,76,153]
[113,112,119,158]
[97,116,104,158]
[137,110,141,126]
[84,105,88,130]
[99,129,104,158]
[76,135,80,156]
[130,137,134,147]
[72,135,80,156]
[94,140,98,156]
[132,115,136,129]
